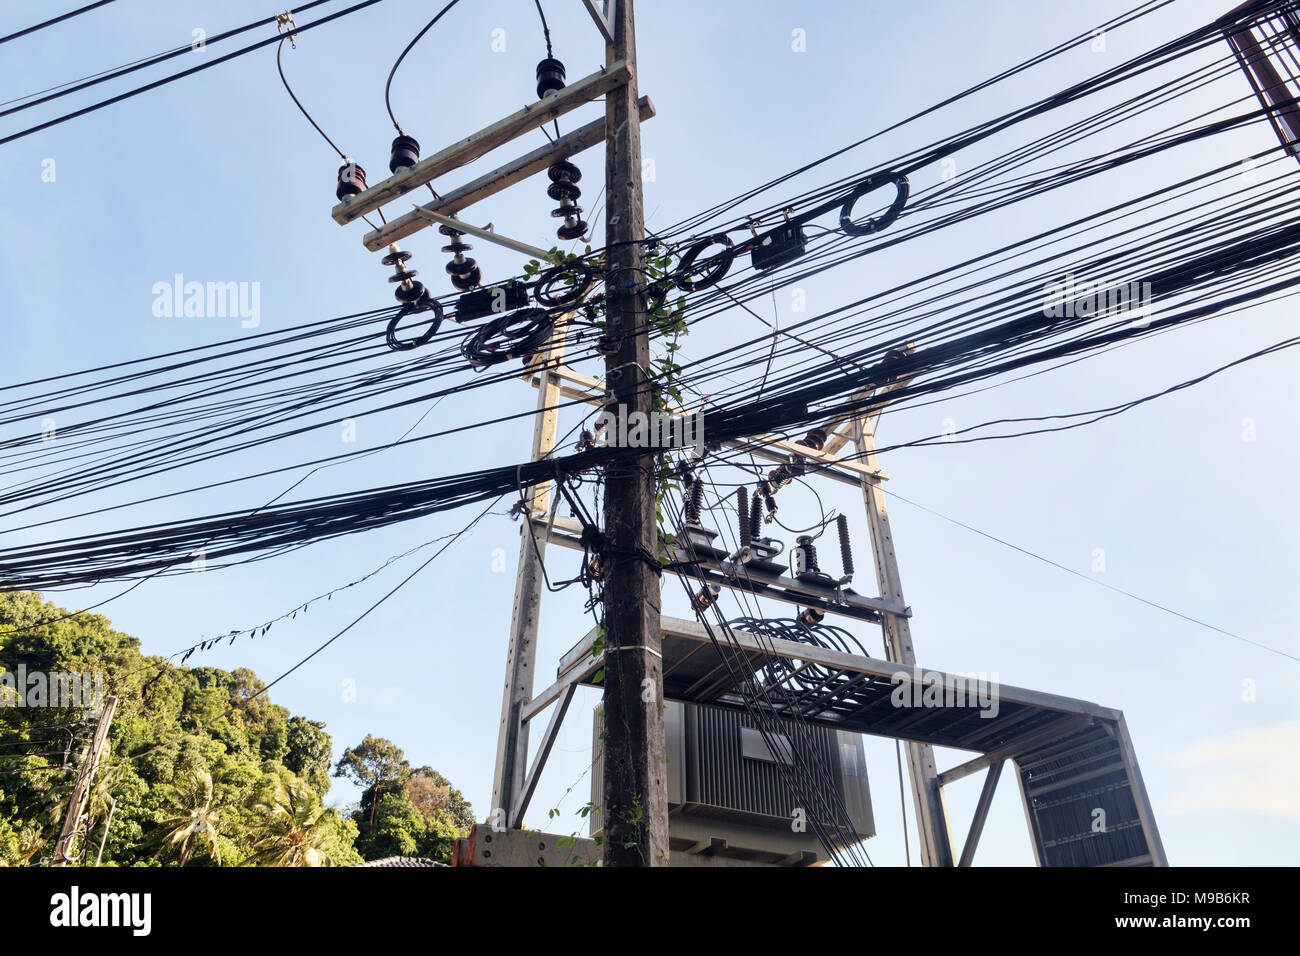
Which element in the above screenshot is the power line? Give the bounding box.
[0,1,116,46]
[0,0,387,146]
[882,488,1300,664]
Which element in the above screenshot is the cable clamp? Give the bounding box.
[275,11,297,47]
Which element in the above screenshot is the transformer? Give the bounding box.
[590,700,873,865]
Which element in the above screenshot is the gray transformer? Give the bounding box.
[592,700,874,865]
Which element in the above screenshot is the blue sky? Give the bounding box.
[1,0,1296,865]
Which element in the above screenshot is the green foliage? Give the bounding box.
[407,766,475,830]
[0,590,354,867]
[338,737,473,864]
[284,717,333,791]
[248,778,360,867]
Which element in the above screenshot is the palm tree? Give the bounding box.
[157,769,221,866]
[249,782,338,867]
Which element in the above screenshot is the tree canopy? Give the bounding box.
[0,591,471,866]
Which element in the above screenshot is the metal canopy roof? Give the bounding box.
[538,615,1166,867]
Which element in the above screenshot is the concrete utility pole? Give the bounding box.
[851,412,956,866]
[491,316,570,825]
[52,695,117,867]
[599,0,669,866]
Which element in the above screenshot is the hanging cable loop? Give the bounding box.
[461,307,554,367]
[674,233,736,291]
[534,260,596,307]
[838,172,910,237]
[385,299,444,351]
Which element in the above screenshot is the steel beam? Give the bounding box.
[957,759,1003,867]
[509,684,576,828]
[852,410,955,866]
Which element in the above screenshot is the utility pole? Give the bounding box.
[52,695,117,867]
[599,0,669,866]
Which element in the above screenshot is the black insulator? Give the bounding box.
[690,584,721,614]
[797,536,820,573]
[800,427,828,451]
[548,160,581,183]
[450,266,481,291]
[384,245,426,305]
[766,463,795,492]
[388,134,420,173]
[556,218,588,241]
[749,490,764,540]
[737,488,751,547]
[393,279,427,304]
[685,478,704,524]
[439,224,481,289]
[762,488,777,523]
[336,160,367,200]
[535,57,567,99]
[547,180,582,202]
[546,159,586,240]
[836,514,854,577]
[797,607,825,627]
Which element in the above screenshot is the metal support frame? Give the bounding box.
[409,208,550,259]
[850,409,956,867]
[957,760,1003,867]
[582,0,615,45]
[498,358,952,861]
[496,355,1165,866]
[489,316,570,824]
[510,684,576,828]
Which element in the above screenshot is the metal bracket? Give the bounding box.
[583,0,615,45]
[409,207,550,259]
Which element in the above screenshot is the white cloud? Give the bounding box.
[1164,722,1300,820]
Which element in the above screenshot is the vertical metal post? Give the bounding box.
[490,318,569,825]
[850,415,956,866]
